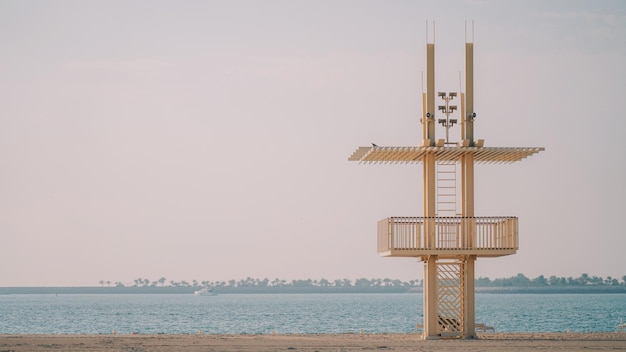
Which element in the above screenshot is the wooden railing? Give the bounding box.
[377,217,518,255]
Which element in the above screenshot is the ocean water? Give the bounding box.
[0,293,624,334]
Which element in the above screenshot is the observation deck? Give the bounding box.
[349,145,543,260]
[377,216,518,258]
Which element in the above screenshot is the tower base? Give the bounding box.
[421,255,476,339]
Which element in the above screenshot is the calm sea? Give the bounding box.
[0,293,624,334]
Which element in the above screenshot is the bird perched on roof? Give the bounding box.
[371,143,378,148]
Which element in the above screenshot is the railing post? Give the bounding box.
[463,255,477,338]
[414,218,418,249]
[514,217,519,249]
[389,218,394,250]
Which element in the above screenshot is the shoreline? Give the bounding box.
[1,333,625,352]
[2,286,626,294]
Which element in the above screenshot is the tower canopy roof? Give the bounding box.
[349,146,544,164]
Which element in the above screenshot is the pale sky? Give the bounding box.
[1,0,625,287]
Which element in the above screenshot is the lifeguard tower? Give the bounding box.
[348,25,543,339]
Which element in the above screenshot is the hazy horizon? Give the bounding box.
[5,272,626,288]
[2,0,625,286]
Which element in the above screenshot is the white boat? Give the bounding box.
[194,287,216,296]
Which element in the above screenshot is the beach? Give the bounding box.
[1,333,625,351]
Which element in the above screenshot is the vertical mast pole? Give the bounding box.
[464,30,474,145]
[461,21,476,338]
[422,22,439,340]
[425,42,436,146]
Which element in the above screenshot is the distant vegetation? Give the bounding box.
[475,273,626,288]
[3,273,626,295]
[99,273,626,289]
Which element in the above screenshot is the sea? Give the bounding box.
[1,293,625,334]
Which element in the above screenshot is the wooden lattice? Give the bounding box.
[436,262,464,334]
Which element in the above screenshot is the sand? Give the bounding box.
[1,333,625,352]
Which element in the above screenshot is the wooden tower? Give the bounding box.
[348,26,543,339]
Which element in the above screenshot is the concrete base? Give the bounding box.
[421,331,477,340]
[422,333,440,340]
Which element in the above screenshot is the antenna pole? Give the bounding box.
[459,71,464,143]
[464,28,474,144]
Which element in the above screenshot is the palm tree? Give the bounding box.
[579,273,590,285]
[158,277,166,287]
[99,280,104,287]
[246,277,255,287]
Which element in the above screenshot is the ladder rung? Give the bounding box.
[437,164,456,214]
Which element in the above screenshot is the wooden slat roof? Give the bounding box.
[348,146,544,164]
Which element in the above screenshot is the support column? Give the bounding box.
[461,153,475,252]
[422,144,437,340]
[463,255,476,338]
[460,34,477,340]
[460,149,476,339]
[423,154,436,247]
[422,255,439,339]
[421,37,441,340]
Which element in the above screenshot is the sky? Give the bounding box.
[1,0,625,287]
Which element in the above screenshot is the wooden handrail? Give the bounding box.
[378,216,518,252]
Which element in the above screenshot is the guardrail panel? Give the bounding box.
[377,216,519,253]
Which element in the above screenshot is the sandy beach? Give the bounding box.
[1,333,625,351]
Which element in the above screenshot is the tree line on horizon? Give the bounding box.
[99,273,626,289]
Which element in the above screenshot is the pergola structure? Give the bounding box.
[348,26,543,339]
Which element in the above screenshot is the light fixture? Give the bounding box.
[437,91,458,144]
